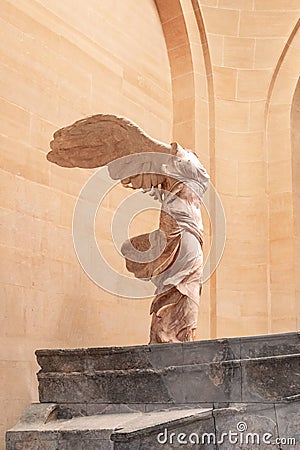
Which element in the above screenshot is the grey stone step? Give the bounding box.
[6,402,299,449]
[37,353,300,404]
[6,404,212,450]
[36,332,300,373]
[35,333,300,406]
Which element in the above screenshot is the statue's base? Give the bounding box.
[6,332,300,449]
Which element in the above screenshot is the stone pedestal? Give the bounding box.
[6,332,300,449]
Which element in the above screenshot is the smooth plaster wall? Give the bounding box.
[0,0,172,446]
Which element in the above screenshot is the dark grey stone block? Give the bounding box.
[242,354,300,402]
[35,332,300,375]
[57,403,87,419]
[36,349,87,373]
[13,440,58,450]
[112,411,216,449]
[160,366,184,403]
[182,360,242,403]
[88,369,174,403]
[6,431,59,450]
[275,402,300,446]
[214,403,280,449]
[148,342,184,368]
[94,369,172,403]
[39,369,176,404]
[240,332,300,359]
[114,440,141,450]
[38,373,90,403]
[86,346,152,371]
[36,332,300,406]
[38,361,242,405]
[183,337,241,366]
[111,408,213,447]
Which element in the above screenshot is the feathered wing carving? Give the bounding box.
[47,114,171,169]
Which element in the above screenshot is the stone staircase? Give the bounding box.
[6,332,300,449]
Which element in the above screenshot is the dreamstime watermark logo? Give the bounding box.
[157,421,297,446]
[72,152,226,298]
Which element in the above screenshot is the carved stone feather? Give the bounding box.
[47,114,171,169]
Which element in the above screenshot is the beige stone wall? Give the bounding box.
[0,0,172,446]
[1,0,300,447]
[266,23,300,333]
[197,0,300,337]
[292,78,300,329]
[156,0,299,338]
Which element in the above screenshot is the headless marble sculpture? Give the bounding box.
[47,114,209,343]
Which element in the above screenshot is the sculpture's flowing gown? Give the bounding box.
[120,146,210,343]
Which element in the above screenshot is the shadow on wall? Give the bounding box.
[291,76,300,327]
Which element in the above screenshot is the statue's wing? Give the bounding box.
[47,114,171,169]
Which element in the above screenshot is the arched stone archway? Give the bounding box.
[154,1,300,338]
[265,22,300,332]
[154,0,214,160]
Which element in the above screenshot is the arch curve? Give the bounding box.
[265,21,300,332]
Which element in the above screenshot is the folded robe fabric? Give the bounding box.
[117,143,210,343]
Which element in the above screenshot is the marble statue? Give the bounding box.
[47,114,210,343]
